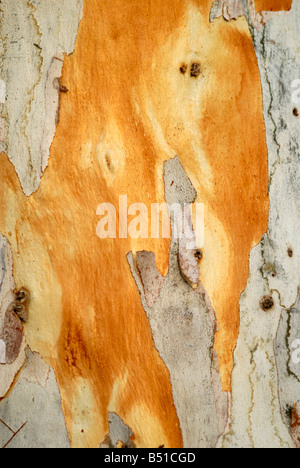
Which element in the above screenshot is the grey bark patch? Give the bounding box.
[275,300,300,447]
[164,156,200,285]
[250,0,300,446]
[178,206,199,285]
[0,360,70,448]
[99,413,135,448]
[108,413,134,448]
[0,0,83,195]
[128,157,227,448]
[22,347,50,389]
[220,0,300,448]
[0,419,14,448]
[137,251,165,308]
[164,156,197,206]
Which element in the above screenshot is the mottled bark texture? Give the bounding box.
[0,0,299,449]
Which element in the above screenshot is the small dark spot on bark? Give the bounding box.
[170,181,174,186]
[105,154,115,173]
[279,117,288,130]
[293,108,299,117]
[105,155,111,169]
[180,64,188,75]
[13,288,30,322]
[13,304,27,323]
[16,290,26,302]
[194,250,203,260]
[288,247,293,257]
[285,405,293,421]
[60,84,69,94]
[260,295,275,312]
[33,43,42,50]
[190,62,201,78]
[53,77,69,93]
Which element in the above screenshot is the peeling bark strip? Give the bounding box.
[1,288,30,364]
[128,157,229,448]
[276,300,300,448]
[211,0,245,21]
[220,0,300,448]
[250,0,300,447]
[0,236,26,398]
[136,252,165,309]
[0,0,83,195]
[99,413,136,449]
[2,303,24,365]
[164,157,200,286]
[0,238,30,366]
[210,0,278,30]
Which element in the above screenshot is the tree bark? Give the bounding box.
[0,0,299,449]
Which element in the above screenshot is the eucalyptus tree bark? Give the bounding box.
[0,0,299,449]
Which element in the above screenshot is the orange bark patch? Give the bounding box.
[0,0,269,447]
[255,0,292,11]
[291,404,300,447]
